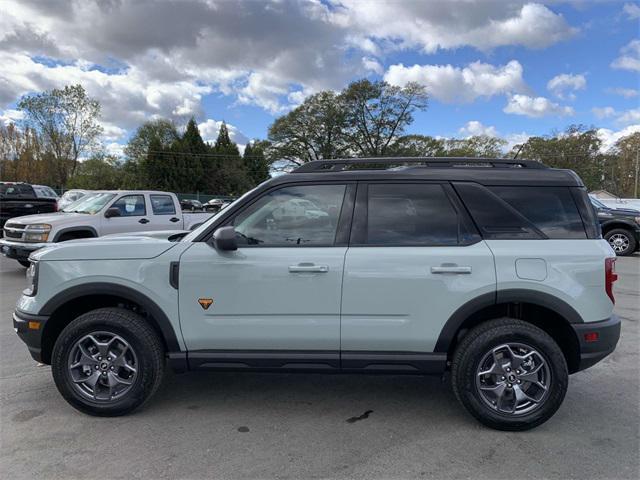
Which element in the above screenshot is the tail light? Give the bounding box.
[605,257,618,304]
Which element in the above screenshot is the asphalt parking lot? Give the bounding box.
[0,254,638,480]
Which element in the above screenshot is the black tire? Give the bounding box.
[451,318,568,431]
[51,307,165,416]
[17,259,31,268]
[604,228,637,256]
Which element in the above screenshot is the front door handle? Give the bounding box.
[431,265,472,274]
[139,218,149,224]
[169,217,180,223]
[288,263,329,273]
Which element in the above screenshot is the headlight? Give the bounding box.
[24,224,51,242]
[24,261,39,296]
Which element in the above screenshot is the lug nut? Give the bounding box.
[97,356,102,361]
[507,383,512,388]
[506,367,511,372]
[517,380,521,384]
[107,357,112,361]
[110,366,114,370]
[501,376,506,380]
[95,365,99,370]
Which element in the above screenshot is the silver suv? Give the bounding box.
[13,158,621,430]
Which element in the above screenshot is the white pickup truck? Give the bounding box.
[0,190,211,266]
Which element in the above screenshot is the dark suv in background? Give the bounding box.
[590,196,640,256]
[0,182,58,234]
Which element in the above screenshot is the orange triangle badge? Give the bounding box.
[198,298,214,310]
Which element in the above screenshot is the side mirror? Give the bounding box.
[104,207,121,218]
[209,226,238,251]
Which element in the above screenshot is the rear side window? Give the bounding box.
[359,183,461,246]
[454,182,587,240]
[489,186,586,239]
[151,195,176,215]
[0,184,35,197]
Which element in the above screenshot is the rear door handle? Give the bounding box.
[169,217,180,223]
[431,265,472,274]
[139,218,149,224]
[288,263,329,273]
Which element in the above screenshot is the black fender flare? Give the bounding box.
[39,282,182,352]
[434,289,583,353]
[53,226,98,242]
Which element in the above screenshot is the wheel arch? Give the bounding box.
[52,226,98,242]
[436,290,582,373]
[38,283,181,364]
[600,221,635,236]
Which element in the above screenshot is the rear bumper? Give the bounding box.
[572,315,621,372]
[13,309,49,363]
[0,238,48,260]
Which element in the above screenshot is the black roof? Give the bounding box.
[265,157,584,187]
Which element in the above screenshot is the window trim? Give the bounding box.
[349,180,480,248]
[150,194,177,216]
[110,194,147,217]
[222,181,356,248]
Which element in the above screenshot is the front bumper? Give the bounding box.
[572,315,621,372]
[13,309,49,363]
[0,238,49,260]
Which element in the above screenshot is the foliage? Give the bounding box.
[66,153,122,190]
[17,84,102,186]
[243,140,271,186]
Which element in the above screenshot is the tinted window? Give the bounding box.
[151,195,176,215]
[0,184,35,197]
[111,195,146,217]
[363,184,460,245]
[232,184,346,246]
[490,186,586,239]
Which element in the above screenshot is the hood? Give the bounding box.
[30,235,179,261]
[598,207,640,218]
[101,230,189,241]
[6,211,91,226]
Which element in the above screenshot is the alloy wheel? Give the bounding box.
[608,233,630,254]
[67,331,138,402]
[475,343,551,415]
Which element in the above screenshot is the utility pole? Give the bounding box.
[635,148,639,198]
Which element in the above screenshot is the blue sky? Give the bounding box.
[1,1,638,154]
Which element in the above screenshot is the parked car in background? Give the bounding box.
[180,198,204,212]
[590,195,640,256]
[1,182,59,250]
[0,190,212,266]
[57,189,90,210]
[203,198,225,212]
[12,158,620,431]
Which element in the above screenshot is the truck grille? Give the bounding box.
[3,223,25,241]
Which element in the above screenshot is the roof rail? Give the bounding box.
[292,157,547,173]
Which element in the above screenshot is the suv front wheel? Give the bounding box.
[451,318,568,431]
[51,307,165,416]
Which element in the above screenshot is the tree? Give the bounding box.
[610,132,640,197]
[67,153,122,190]
[445,135,507,158]
[18,84,102,186]
[212,121,251,194]
[124,119,179,161]
[340,79,428,157]
[243,140,271,186]
[387,135,446,157]
[511,125,604,190]
[268,91,349,166]
[177,118,207,192]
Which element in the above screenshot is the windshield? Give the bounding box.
[181,185,263,242]
[62,192,115,214]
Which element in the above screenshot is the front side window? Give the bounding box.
[111,195,146,217]
[151,195,176,215]
[231,184,346,246]
[363,183,460,246]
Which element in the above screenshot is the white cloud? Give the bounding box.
[503,94,574,117]
[336,2,576,53]
[597,125,640,152]
[617,108,640,125]
[384,60,528,103]
[623,3,640,20]
[362,57,383,75]
[547,73,586,100]
[459,121,498,138]
[505,132,532,152]
[198,119,250,146]
[592,106,617,119]
[605,87,639,98]
[0,108,24,125]
[611,39,640,72]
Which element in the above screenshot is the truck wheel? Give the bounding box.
[18,259,31,268]
[604,228,637,256]
[451,318,568,431]
[51,307,165,416]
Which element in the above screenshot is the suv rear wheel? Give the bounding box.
[51,307,165,416]
[451,318,568,431]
